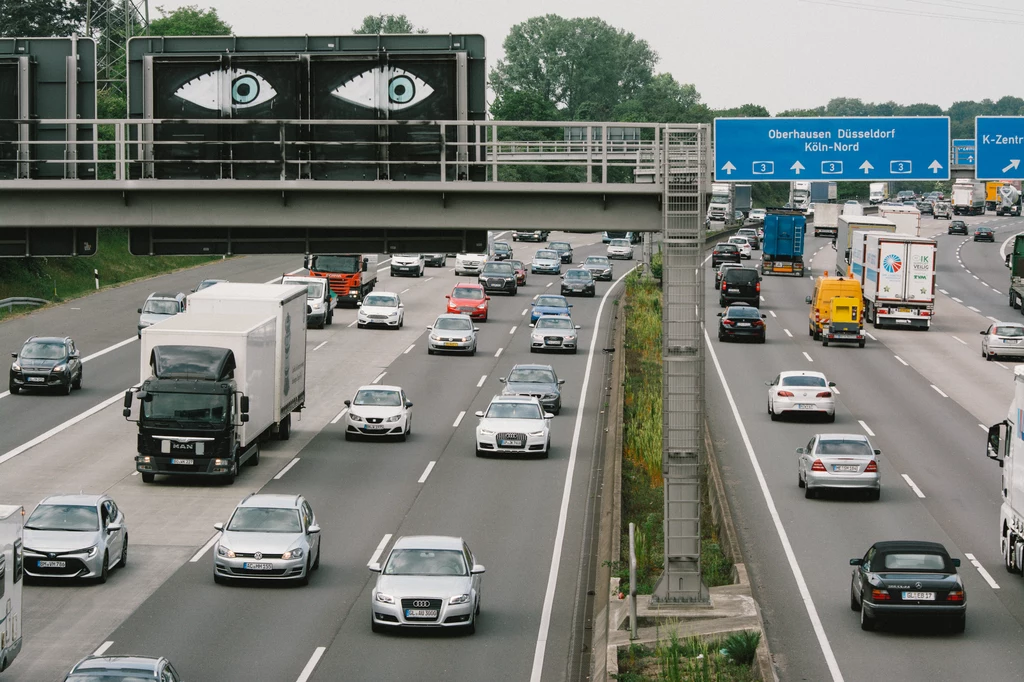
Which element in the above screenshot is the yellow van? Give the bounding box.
[805,273,864,340]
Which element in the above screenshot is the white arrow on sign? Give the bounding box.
[721,161,736,175]
[929,160,943,174]
[791,161,805,175]
[1003,160,1021,174]
[968,155,974,163]
[859,161,874,174]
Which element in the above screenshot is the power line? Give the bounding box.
[798,0,1024,26]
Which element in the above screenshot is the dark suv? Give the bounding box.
[478,261,518,295]
[719,267,761,307]
[10,336,83,395]
[948,220,968,235]
[547,241,574,263]
[711,243,742,267]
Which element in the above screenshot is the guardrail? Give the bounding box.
[0,297,48,313]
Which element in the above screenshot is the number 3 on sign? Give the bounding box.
[751,161,774,175]
[890,160,912,174]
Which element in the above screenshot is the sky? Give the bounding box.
[150,0,1022,114]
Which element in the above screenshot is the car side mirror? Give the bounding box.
[471,563,486,574]
[568,304,573,307]
[473,327,480,332]
[498,378,506,383]
[558,379,565,385]
[796,447,805,454]
[240,414,249,423]
[761,314,767,319]
[445,295,451,299]
[474,411,484,418]
[873,449,881,455]
[240,396,250,414]
[828,382,836,387]
[368,562,382,573]
[486,296,491,300]
[70,351,80,359]
[9,352,16,359]
[849,558,863,566]
[308,524,321,534]
[805,296,812,304]
[544,413,554,419]
[529,324,535,328]
[344,400,352,407]
[214,522,224,531]
[575,325,581,330]
[137,308,142,314]
[717,312,724,317]
[107,523,122,533]
[980,331,987,335]
[405,401,413,408]
[952,558,961,567]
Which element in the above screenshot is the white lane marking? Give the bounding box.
[132,471,139,476]
[533,294,540,301]
[375,258,393,272]
[510,326,518,334]
[0,391,124,465]
[347,320,358,328]
[859,420,875,437]
[404,344,415,354]
[330,408,348,424]
[522,308,529,316]
[495,347,504,357]
[980,423,989,432]
[372,372,386,384]
[417,461,436,483]
[966,270,972,275]
[760,295,766,303]
[769,310,777,318]
[983,282,991,288]
[453,411,466,428]
[93,641,114,656]
[969,306,981,312]
[952,335,968,345]
[368,534,392,567]
[546,282,553,288]
[704,330,844,682]
[894,355,909,366]
[940,289,949,295]
[313,340,329,352]
[784,329,793,338]
[987,316,1000,322]
[476,374,487,388]
[274,457,300,480]
[866,332,877,341]
[997,362,1009,369]
[931,384,949,398]
[400,288,410,294]
[952,297,964,303]
[190,533,220,563]
[530,267,638,682]
[264,267,305,284]
[994,290,1003,295]
[902,473,926,498]
[424,277,434,283]
[973,276,981,281]
[802,352,813,363]
[831,386,840,395]
[965,553,1001,590]
[296,647,327,682]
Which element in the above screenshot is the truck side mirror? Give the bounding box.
[362,258,369,272]
[240,413,249,423]
[805,296,813,304]
[988,421,1008,467]
[240,396,250,414]
[122,390,133,416]
[303,255,310,269]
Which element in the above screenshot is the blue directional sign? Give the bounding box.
[953,138,975,166]
[976,117,1024,180]
[713,117,950,182]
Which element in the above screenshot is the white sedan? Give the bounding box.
[606,239,634,260]
[727,236,753,259]
[766,370,836,422]
[344,385,413,441]
[475,395,552,458]
[357,292,404,329]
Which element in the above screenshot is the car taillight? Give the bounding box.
[946,589,965,602]
[871,588,891,601]
[755,281,761,293]
[753,319,764,327]
[815,391,832,398]
[722,319,735,326]
[722,281,727,291]
[777,390,794,397]
[811,459,827,472]
[864,460,878,473]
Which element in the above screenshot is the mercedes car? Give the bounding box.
[24,494,127,583]
[766,370,836,422]
[475,395,552,458]
[63,656,183,681]
[344,385,413,441]
[499,363,565,415]
[797,433,881,500]
[580,255,613,281]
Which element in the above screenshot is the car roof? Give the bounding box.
[435,313,474,321]
[355,384,402,393]
[366,290,399,297]
[816,433,869,442]
[452,282,484,289]
[536,296,569,304]
[870,540,950,555]
[779,370,827,379]
[148,291,185,299]
[510,363,555,372]
[992,322,1024,327]
[238,493,302,509]
[38,494,104,506]
[489,394,543,405]
[24,336,69,345]
[72,656,164,674]
[393,535,464,551]
[535,313,572,320]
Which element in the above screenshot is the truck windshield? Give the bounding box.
[710,194,729,204]
[143,393,228,423]
[310,255,360,273]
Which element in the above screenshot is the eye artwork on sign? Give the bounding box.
[174,69,280,111]
[329,67,436,111]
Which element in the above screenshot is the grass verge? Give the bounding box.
[616,630,761,681]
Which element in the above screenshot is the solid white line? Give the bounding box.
[996,361,1009,369]
[347,320,358,328]
[952,297,964,303]
[965,553,1001,590]
[969,305,981,312]
[93,641,114,656]
[417,461,436,483]
[522,308,528,316]
[495,347,504,357]
[375,258,393,272]
[330,408,348,425]
[530,267,635,682]
[453,411,466,428]
[980,423,989,431]
[264,267,305,284]
[939,289,949,295]
[987,316,1000,322]
[931,384,949,398]
[784,329,793,337]
[859,420,875,437]
[296,647,327,682]
[510,326,518,334]
[82,336,137,364]
[313,340,329,352]
[372,372,386,384]
[404,344,415,354]
[802,351,813,363]
[274,457,300,480]
[994,290,1003,295]
[704,330,844,682]
[769,310,777,318]
[368,534,392,567]
[401,288,410,294]
[894,355,909,366]
[952,335,968,345]
[902,473,926,498]
[477,374,487,388]
[190,533,220,563]
[865,331,877,341]
[0,391,124,465]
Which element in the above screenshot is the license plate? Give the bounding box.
[797,404,815,409]
[777,266,793,272]
[833,465,859,472]
[444,342,460,347]
[363,425,385,431]
[546,340,562,345]
[243,562,273,570]
[737,322,751,327]
[902,591,935,600]
[170,458,194,465]
[500,439,523,447]
[405,609,438,618]
[833,334,857,339]
[899,307,912,313]
[728,288,740,293]
[37,560,65,568]
[26,377,45,383]
[398,266,410,270]
[1004,339,1020,344]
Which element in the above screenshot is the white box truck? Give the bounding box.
[812,203,840,238]
[952,179,986,216]
[0,505,22,673]
[852,233,936,329]
[707,182,733,221]
[877,204,922,236]
[835,215,897,278]
[128,313,278,483]
[184,282,307,435]
[789,181,812,212]
[869,182,888,204]
[986,367,1024,576]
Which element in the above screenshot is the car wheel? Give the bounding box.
[813,330,822,341]
[326,309,333,325]
[298,557,311,586]
[98,551,109,584]
[371,614,385,633]
[804,485,815,499]
[868,488,881,501]
[141,472,155,483]
[223,460,238,485]
[769,401,779,421]
[398,430,407,443]
[120,535,128,568]
[63,381,73,396]
[464,615,476,635]
[475,448,484,457]
[214,573,228,585]
[718,332,725,342]
[850,579,861,611]
[312,542,321,570]
[986,352,992,361]
[860,606,876,631]
[858,340,865,348]
[8,385,18,395]
[798,469,805,488]
[530,347,536,353]
[758,335,766,344]
[73,371,82,390]
[949,613,966,634]
[825,411,835,423]
[345,432,354,441]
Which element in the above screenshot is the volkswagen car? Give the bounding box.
[580,255,613,281]
[531,249,562,275]
[850,541,965,632]
[797,433,881,500]
[344,385,413,441]
[948,220,968,235]
[727,236,752,260]
[499,363,565,415]
[426,314,478,355]
[530,294,572,323]
[357,292,404,329]
[390,254,425,277]
[530,315,581,354]
[446,283,490,321]
[213,493,321,585]
[974,226,995,242]
[9,335,83,395]
[606,238,635,260]
[766,370,836,422]
[455,251,488,276]
[547,241,574,263]
[137,292,186,338]
[475,395,552,457]
[981,322,1024,360]
[561,268,596,297]
[24,494,127,583]
[369,535,485,633]
[63,656,183,681]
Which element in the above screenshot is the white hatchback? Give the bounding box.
[766,370,836,422]
[606,239,634,260]
[344,385,413,441]
[727,236,752,259]
[981,322,1024,360]
[357,292,404,329]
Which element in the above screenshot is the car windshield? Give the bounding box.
[977,227,992,233]
[310,255,360,273]
[610,240,630,247]
[196,280,222,291]
[26,504,98,532]
[995,326,1024,337]
[717,245,738,252]
[486,402,543,419]
[725,270,758,285]
[363,295,397,307]
[605,232,628,239]
[452,287,484,300]
[952,221,965,226]
[353,389,402,406]
[536,296,567,308]
[880,552,950,572]
[728,238,747,245]
[536,317,574,330]
[384,548,467,576]
[586,257,610,265]
[727,307,760,319]
[434,317,473,331]
[494,243,510,252]
[536,251,558,260]
[285,281,324,299]
[483,263,513,275]
[816,439,872,456]
[508,368,556,383]
[509,260,524,269]
[65,674,158,682]
[780,375,827,387]
[143,393,228,423]
[20,341,65,360]
[550,243,570,250]
[142,299,179,315]
[227,507,302,533]
[565,270,591,280]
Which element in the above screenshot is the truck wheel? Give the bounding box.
[278,415,291,441]
[858,340,865,348]
[224,460,238,484]
[141,472,155,483]
[822,338,829,347]
[1010,291,1018,309]
[326,309,333,325]
[248,446,260,466]
[813,329,822,341]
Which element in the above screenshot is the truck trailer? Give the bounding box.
[761,209,805,277]
[952,179,985,216]
[877,204,922,236]
[812,203,840,238]
[851,232,936,329]
[835,215,897,278]
[985,367,1024,576]
[0,505,22,673]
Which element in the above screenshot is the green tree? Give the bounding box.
[0,0,85,37]
[148,4,231,36]
[612,74,710,124]
[353,13,427,34]
[715,103,770,118]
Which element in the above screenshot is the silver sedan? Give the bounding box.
[23,494,128,582]
[797,433,881,500]
[426,314,478,355]
[530,315,581,353]
[767,370,836,422]
[981,322,1024,360]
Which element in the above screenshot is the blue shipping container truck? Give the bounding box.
[761,209,806,277]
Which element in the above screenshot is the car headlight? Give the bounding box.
[385,414,402,423]
[477,302,487,309]
[282,547,304,560]
[217,544,235,558]
[542,393,558,400]
[11,362,20,371]
[86,545,98,558]
[52,364,67,373]
[479,428,496,437]
[449,594,471,605]
[310,301,322,309]
[349,413,364,422]
[459,337,471,343]
[532,334,544,341]
[528,430,546,437]
[375,592,395,604]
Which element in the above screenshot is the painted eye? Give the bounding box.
[330,67,434,111]
[174,69,278,111]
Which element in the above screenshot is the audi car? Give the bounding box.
[974,226,995,242]
[446,284,490,321]
[711,243,742,267]
[478,261,518,295]
[560,268,596,297]
[9,335,83,395]
[344,385,413,441]
[499,363,565,415]
[766,370,836,422]
[426,314,478,355]
[797,433,881,500]
[475,395,552,457]
[530,315,581,354]
[357,292,404,329]
[948,220,968,235]
[24,494,127,582]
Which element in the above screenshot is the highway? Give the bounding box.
[706,215,1024,682]
[0,234,622,681]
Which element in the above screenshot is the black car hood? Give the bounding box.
[17,356,63,371]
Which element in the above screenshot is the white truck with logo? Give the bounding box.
[0,505,22,673]
[812,203,840,238]
[877,204,922,236]
[851,232,936,329]
[985,367,1024,576]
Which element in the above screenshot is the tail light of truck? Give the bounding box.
[865,460,878,473]
[920,310,931,317]
[816,391,832,398]
[877,308,888,315]
[777,390,795,397]
[811,459,827,472]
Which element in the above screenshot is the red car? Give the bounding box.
[509,259,528,286]
[446,283,491,321]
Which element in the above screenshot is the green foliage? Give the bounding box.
[0,0,85,37]
[149,4,232,36]
[95,88,126,179]
[722,630,761,666]
[353,13,427,34]
[714,103,770,119]
[617,632,760,681]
